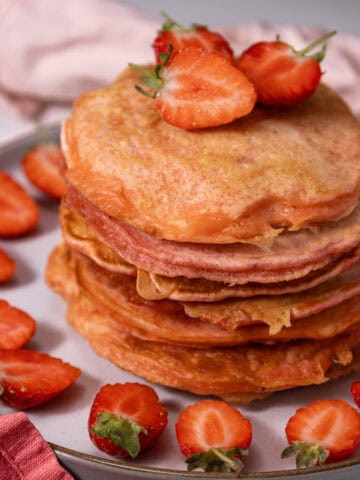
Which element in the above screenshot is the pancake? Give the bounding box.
[46,244,360,347]
[64,191,360,284]
[62,201,360,301]
[46,243,360,402]
[63,67,360,244]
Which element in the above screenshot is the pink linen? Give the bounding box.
[0,412,74,480]
[0,0,359,121]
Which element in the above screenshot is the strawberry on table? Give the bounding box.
[22,143,66,199]
[282,399,360,467]
[0,300,36,349]
[0,249,15,283]
[131,46,256,130]
[351,381,360,409]
[175,399,252,473]
[0,349,81,409]
[153,12,233,63]
[0,171,39,237]
[88,383,168,458]
[237,31,336,106]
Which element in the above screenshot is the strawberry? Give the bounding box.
[351,381,360,408]
[88,383,168,458]
[175,399,252,473]
[153,12,233,63]
[237,31,336,106]
[22,143,66,199]
[0,249,15,283]
[0,171,39,237]
[0,349,81,409]
[282,399,360,467]
[0,300,36,349]
[131,47,256,130]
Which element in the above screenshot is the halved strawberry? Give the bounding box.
[88,383,168,458]
[153,12,233,63]
[0,171,40,237]
[0,349,81,409]
[351,381,360,408]
[237,31,336,106]
[0,249,15,283]
[282,399,360,467]
[131,47,256,130]
[175,399,252,473]
[22,143,66,199]
[0,300,36,349]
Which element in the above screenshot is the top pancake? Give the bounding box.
[63,67,360,244]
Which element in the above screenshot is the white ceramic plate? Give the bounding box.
[1,126,360,480]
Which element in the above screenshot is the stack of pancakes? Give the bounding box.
[46,67,360,403]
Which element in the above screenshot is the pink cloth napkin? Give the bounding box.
[0,0,359,122]
[0,412,74,480]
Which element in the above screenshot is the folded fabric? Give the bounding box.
[0,0,359,120]
[0,412,73,480]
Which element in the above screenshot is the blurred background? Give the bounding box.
[0,0,359,143]
[121,0,360,33]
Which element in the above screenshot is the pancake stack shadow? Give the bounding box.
[46,68,360,403]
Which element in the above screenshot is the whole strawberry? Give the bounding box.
[130,46,256,130]
[282,399,360,467]
[88,383,168,458]
[237,31,336,106]
[153,12,233,63]
[175,399,252,473]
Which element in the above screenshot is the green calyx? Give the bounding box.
[281,441,329,468]
[277,30,336,63]
[129,44,173,99]
[91,411,147,458]
[185,447,249,473]
[160,11,206,33]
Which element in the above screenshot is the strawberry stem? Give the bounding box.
[281,441,329,468]
[298,31,336,61]
[91,411,146,458]
[160,11,187,32]
[130,44,173,99]
[185,447,248,473]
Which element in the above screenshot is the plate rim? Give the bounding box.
[50,442,360,478]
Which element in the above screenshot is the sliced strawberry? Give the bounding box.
[175,399,252,473]
[237,31,336,106]
[0,300,36,349]
[153,13,233,63]
[88,383,168,458]
[0,349,81,409]
[22,143,66,199]
[131,47,256,130]
[0,249,15,283]
[351,381,360,408]
[282,399,360,467]
[0,171,39,237]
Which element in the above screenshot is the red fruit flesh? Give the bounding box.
[155,47,256,129]
[0,349,81,409]
[285,399,360,463]
[0,300,36,349]
[0,249,15,283]
[0,171,39,237]
[22,143,66,199]
[176,399,252,457]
